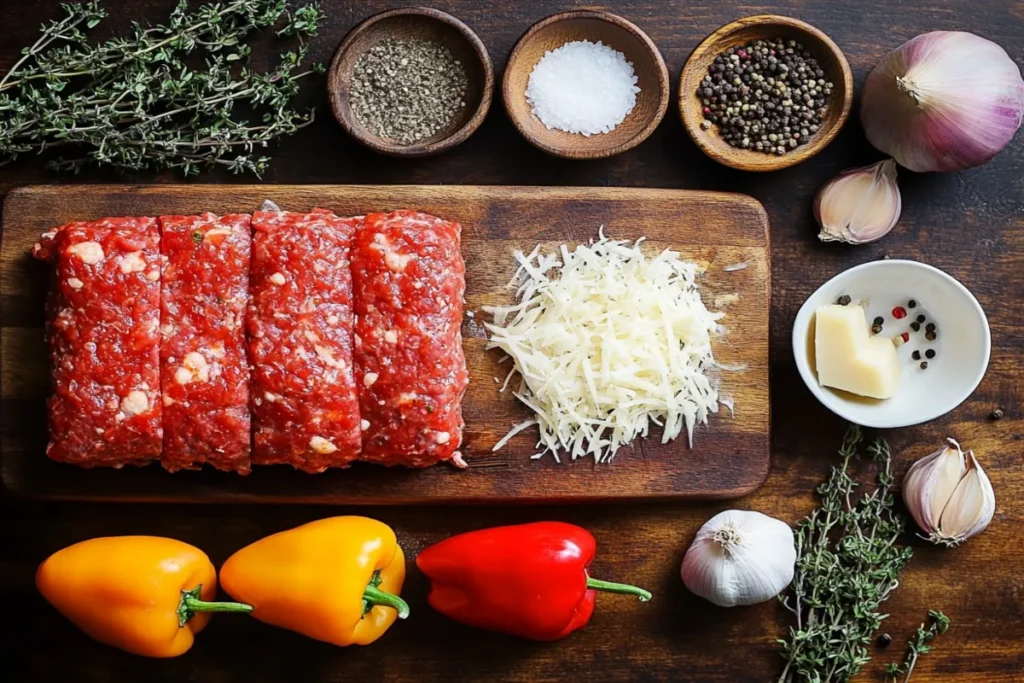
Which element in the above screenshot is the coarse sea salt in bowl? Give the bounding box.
[792,260,990,429]
[503,10,669,159]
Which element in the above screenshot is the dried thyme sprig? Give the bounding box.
[884,611,951,682]
[777,426,915,682]
[0,0,326,176]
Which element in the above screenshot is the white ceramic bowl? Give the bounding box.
[792,260,990,428]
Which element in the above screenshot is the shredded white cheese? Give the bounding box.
[484,230,725,463]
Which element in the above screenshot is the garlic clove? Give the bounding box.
[815,159,901,245]
[935,450,995,545]
[680,509,795,608]
[904,438,966,535]
[903,438,996,546]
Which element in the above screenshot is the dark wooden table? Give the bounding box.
[2,1,1021,681]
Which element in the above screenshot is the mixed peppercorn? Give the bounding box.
[836,296,938,369]
[698,38,833,155]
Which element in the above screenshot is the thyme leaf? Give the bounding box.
[777,426,915,682]
[884,611,951,682]
[0,0,326,176]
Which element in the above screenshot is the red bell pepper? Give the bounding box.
[416,521,651,641]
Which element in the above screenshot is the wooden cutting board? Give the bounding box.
[0,184,770,503]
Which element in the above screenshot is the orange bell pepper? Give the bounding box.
[219,516,408,646]
[35,536,252,657]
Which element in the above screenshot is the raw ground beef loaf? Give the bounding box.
[352,210,468,468]
[32,217,163,467]
[159,213,252,473]
[247,209,363,472]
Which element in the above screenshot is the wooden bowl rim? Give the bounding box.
[327,7,495,158]
[502,9,670,160]
[678,14,853,172]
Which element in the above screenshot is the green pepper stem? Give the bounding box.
[177,585,252,627]
[586,577,653,602]
[363,584,410,620]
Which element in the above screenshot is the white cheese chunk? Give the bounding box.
[814,304,901,400]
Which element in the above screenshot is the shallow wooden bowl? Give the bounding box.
[679,15,853,172]
[503,10,669,160]
[327,7,494,157]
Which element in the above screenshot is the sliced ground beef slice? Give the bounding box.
[159,213,252,473]
[32,217,163,467]
[352,210,468,468]
[248,209,362,472]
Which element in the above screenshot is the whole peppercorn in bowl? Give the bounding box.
[679,15,853,171]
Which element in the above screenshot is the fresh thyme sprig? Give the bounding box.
[777,426,915,682]
[884,611,951,682]
[0,0,326,176]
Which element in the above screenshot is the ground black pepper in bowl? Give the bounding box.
[697,38,833,155]
[351,38,469,145]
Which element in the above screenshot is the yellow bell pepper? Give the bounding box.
[219,516,408,646]
[36,536,252,657]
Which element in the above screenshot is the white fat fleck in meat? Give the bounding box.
[450,451,468,468]
[360,419,370,431]
[327,315,339,325]
[66,278,84,290]
[397,392,418,405]
[204,227,231,239]
[384,330,398,344]
[68,241,104,264]
[363,372,379,387]
[160,323,175,336]
[95,427,105,435]
[268,272,286,285]
[119,251,146,274]
[309,436,338,454]
[146,269,161,281]
[119,391,150,415]
[176,351,210,384]
[208,343,226,359]
[315,345,346,370]
[385,251,411,272]
[163,395,175,406]
[434,431,451,445]
[304,330,320,343]
[301,298,316,314]
[264,392,278,402]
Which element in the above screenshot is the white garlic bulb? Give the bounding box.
[680,510,796,607]
[903,438,996,546]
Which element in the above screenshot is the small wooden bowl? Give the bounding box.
[327,8,494,157]
[679,15,853,172]
[503,10,670,160]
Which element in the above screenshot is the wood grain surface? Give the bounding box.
[1,1,1022,682]
[1,183,770,503]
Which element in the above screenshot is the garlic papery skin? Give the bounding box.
[815,159,901,244]
[903,439,996,546]
[680,510,795,607]
[861,31,1024,172]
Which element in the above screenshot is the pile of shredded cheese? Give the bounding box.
[485,231,725,463]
